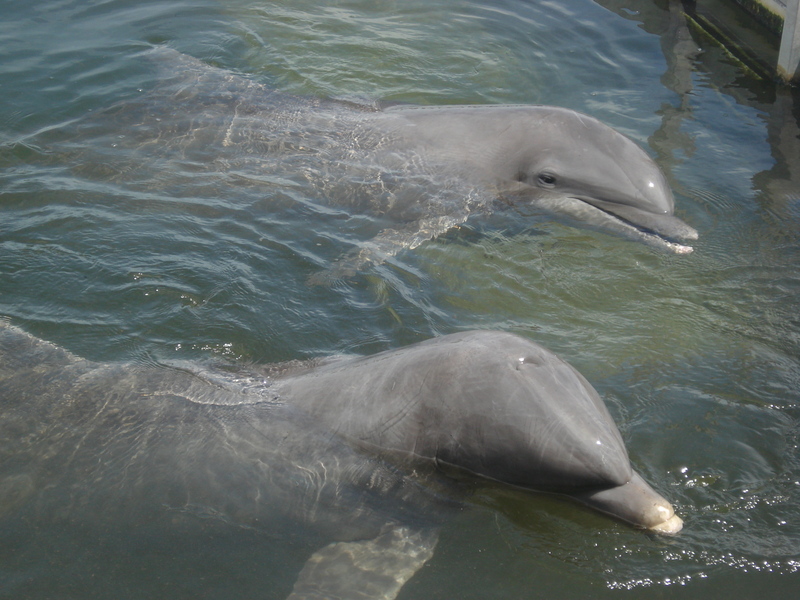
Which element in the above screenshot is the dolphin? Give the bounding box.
[0,323,681,599]
[380,104,698,250]
[311,101,698,281]
[28,48,696,283]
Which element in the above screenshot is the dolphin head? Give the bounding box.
[414,331,635,493]
[496,107,697,252]
[279,330,682,533]
[399,330,684,533]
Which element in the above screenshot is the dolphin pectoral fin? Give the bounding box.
[307,244,376,286]
[308,215,464,285]
[287,526,438,600]
[571,471,683,534]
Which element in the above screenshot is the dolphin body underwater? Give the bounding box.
[0,323,681,598]
[44,47,696,282]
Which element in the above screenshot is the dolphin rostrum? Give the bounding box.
[0,323,681,599]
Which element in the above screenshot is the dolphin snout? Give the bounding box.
[579,197,697,244]
[570,471,683,534]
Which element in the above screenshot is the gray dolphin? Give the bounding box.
[314,101,698,281]
[34,48,696,283]
[0,323,680,599]
[383,104,697,246]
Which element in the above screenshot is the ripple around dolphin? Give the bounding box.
[3,0,800,597]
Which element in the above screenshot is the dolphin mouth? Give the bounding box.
[576,196,697,254]
[569,471,683,534]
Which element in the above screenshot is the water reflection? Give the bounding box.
[590,0,800,594]
[600,0,800,221]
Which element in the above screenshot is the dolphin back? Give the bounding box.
[0,323,447,536]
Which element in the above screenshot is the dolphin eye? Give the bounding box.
[537,173,557,187]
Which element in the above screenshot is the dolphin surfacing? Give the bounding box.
[0,323,681,599]
[39,48,696,283]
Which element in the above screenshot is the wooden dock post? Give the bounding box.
[777,0,800,80]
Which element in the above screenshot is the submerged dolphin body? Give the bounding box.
[39,48,696,282]
[0,324,681,599]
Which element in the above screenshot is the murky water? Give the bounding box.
[1,0,799,598]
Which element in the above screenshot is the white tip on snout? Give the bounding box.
[648,513,684,535]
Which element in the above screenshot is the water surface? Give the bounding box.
[1,0,799,598]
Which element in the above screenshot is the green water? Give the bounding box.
[1,0,799,598]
